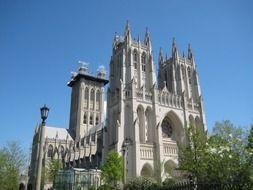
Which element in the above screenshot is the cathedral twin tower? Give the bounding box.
[29,22,207,189]
[103,22,207,177]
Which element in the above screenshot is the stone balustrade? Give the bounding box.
[140,143,154,160]
[163,140,178,157]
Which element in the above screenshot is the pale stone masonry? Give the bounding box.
[103,22,206,178]
[28,22,207,189]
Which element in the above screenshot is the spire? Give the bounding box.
[188,43,195,66]
[172,37,176,49]
[172,37,179,63]
[145,27,152,51]
[188,43,193,60]
[159,47,163,64]
[124,20,131,44]
[137,34,141,47]
[113,32,119,49]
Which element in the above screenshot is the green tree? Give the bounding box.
[101,150,124,187]
[207,121,253,185]
[124,177,158,190]
[0,141,27,190]
[179,120,252,186]
[47,159,63,183]
[178,121,208,183]
[246,124,253,182]
[247,124,253,149]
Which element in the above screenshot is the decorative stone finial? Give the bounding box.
[97,65,106,79]
[78,60,89,74]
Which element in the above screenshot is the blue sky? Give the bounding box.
[0,0,253,151]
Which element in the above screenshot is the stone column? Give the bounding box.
[35,122,45,190]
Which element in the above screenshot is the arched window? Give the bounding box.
[90,114,93,125]
[145,107,153,142]
[83,112,87,124]
[47,145,53,159]
[161,118,173,138]
[96,90,100,111]
[188,67,191,85]
[60,146,64,158]
[181,66,185,80]
[133,49,137,69]
[54,147,58,159]
[95,115,99,125]
[137,106,145,143]
[189,115,195,127]
[84,87,89,109]
[81,138,84,146]
[141,53,146,72]
[86,136,90,144]
[90,89,95,110]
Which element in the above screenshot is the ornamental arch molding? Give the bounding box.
[145,106,154,143]
[140,163,153,177]
[161,110,184,144]
[164,160,178,177]
[137,105,145,143]
[189,115,194,127]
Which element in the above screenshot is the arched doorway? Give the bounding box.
[140,163,153,177]
[19,183,25,190]
[164,160,177,177]
[27,184,32,190]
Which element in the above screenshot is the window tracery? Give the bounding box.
[161,118,173,138]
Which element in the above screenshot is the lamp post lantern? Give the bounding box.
[36,105,49,190]
[40,105,49,124]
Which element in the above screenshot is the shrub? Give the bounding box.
[124,177,158,190]
[97,184,121,190]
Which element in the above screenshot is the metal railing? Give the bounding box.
[159,182,253,190]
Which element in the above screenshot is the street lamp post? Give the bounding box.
[122,138,132,185]
[36,105,49,190]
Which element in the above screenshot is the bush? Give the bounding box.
[124,177,158,190]
[97,184,121,190]
[162,178,177,187]
[89,186,96,190]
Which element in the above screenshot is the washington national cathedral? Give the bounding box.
[28,22,207,188]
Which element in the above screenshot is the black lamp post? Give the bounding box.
[36,105,49,190]
[40,105,49,124]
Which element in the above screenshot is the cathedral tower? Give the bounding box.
[104,22,207,179]
[68,63,108,141]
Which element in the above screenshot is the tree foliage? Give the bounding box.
[101,150,124,187]
[179,120,253,185]
[0,141,27,190]
[178,121,208,182]
[47,159,63,182]
[124,177,158,190]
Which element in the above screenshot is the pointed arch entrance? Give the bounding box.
[140,163,153,177]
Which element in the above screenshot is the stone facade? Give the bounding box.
[28,23,207,189]
[103,23,206,179]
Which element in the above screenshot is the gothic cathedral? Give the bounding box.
[103,22,206,178]
[29,22,206,189]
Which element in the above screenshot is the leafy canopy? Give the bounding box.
[179,120,253,185]
[101,150,124,186]
[47,159,63,182]
[0,141,27,190]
